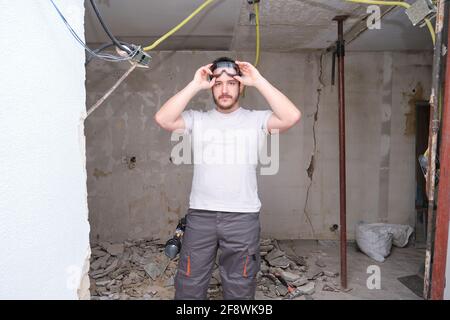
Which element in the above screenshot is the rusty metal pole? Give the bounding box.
[333,15,348,289]
[431,0,450,301]
[424,0,445,300]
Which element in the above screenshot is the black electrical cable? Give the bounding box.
[50,0,136,62]
[89,0,132,54]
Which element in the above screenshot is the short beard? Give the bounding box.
[213,93,239,110]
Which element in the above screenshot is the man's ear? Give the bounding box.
[239,83,244,94]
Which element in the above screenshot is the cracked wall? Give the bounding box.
[85,50,432,242]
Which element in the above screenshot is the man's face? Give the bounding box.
[211,67,242,111]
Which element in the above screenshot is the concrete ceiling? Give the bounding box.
[347,4,433,51]
[85,0,242,51]
[84,0,433,52]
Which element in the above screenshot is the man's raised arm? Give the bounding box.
[234,61,301,134]
[154,64,215,132]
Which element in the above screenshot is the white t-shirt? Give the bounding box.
[181,107,273,213]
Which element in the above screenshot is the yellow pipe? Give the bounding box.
[345,0,436,45]
[424,18,436,45]
[346,0,410,9]
[254,1,260,67]
[143,0,215,51]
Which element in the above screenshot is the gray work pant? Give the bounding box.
[174,208,261,300]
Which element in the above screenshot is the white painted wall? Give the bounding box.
[0,1,90,299]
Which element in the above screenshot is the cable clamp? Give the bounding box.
[130,46,152,67]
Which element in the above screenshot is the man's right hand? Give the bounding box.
[191,64,216,90]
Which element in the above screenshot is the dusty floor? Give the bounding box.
[277,240,424,300]
[89,239,425,300]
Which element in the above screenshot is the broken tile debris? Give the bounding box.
[104,243,124,256]
[280,270,301,283]
[144,262,163,281]
[315,258,327,268]
[89,238,347,300]
[296,281,316,295]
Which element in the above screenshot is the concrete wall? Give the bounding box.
[0,1,90,299]
[85,50,432,242]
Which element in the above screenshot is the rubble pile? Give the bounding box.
[89,238,347,300]
[89,238,177,300]
[255,238,345,299]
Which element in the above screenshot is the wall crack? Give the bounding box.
[303,52,325,238]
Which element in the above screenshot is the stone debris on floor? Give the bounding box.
[89,238,347,300]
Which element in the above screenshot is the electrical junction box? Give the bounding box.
[131,47,152,68]
[405,0,436,26]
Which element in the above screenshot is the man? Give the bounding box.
[154,57,301,299]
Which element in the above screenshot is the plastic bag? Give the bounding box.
[355,223,413,262]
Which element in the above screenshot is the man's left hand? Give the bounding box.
[233,61,264,87]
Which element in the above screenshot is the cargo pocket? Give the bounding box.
[222,247,260,300]
[177,250,191,277]
[243,247,260,279]
[174,250,197,299]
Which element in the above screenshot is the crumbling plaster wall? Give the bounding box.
[0,1,90,299]
[85,50,432,242]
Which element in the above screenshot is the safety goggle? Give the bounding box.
[209,61,241,80]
